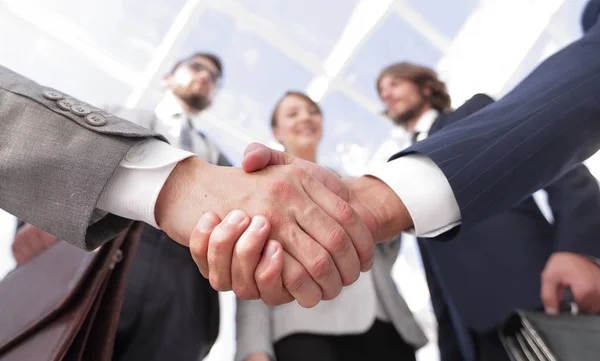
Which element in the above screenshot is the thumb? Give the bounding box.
[242,143,293,173]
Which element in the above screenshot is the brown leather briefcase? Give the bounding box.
[0,222,142,361]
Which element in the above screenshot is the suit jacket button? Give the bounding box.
[70,104,91,116]
[125,146,145,162]
[42,90,64,100]
[85,113,107,126]
[57,98,77,110]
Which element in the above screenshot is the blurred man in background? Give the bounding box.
[12,52,229,361]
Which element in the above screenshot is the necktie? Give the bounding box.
[179,117,194,152]
[411,132,420,144]
[179,116,219,164]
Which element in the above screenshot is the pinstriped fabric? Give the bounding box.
[393,17,600,237]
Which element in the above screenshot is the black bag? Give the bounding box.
[500,289,600,361]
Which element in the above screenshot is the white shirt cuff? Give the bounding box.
[367,154,461,237]
[96,139,194,228]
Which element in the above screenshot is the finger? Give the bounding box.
[255,240,293,306]
[242,143,292,173]
[570,280,600,314]
[11,243,28,266]
[208,210,251,292]
[301,174,373,281]
[190,212,221,278]
[281,250,324,307]
[14,238,38,265]
[255,240,323,307]
[541,271,562,315]
[29,233,53,255]
[242,143,349,201]
[279,222,342,300]
[40,233,60,249]
[231,216,271,300]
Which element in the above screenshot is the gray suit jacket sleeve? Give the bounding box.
[235,299,275,361]
[0,65,164,250]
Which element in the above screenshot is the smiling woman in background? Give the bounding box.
[234,91,427,361]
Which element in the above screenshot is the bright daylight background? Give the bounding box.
[0,1,597,360]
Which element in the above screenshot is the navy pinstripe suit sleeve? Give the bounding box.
[391,11,600,238]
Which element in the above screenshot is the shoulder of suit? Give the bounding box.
[102,106,158,129]
[440,93,495,122]
[453,93,495,114]
[582,0,600,32]
[463,93,495,107]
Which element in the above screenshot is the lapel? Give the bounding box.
[427,112,447,137]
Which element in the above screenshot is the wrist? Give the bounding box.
[345,176,412,242]
[155,156,212,244]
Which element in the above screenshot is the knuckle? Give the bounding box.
[343,267,360,287]
[334,199,355,223]
[235,239,260,260]
[327,226,351,254]
[210,229,235,252]
[235,284,260,300]
[289,166,306,179]
[303,205,319,218]
[284,267,309,293]
[309,253,335,281]
[209,275,230,292]
[255,271,272,287]
[322,283,343,301]
[268,178,294,199]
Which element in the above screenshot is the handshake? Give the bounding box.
[155,143,414,308]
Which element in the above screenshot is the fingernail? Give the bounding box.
[250,216,266,231]
[226,210,245,224]
[545,307,558,315]
[198,213,215,232]
[264,241,278,260]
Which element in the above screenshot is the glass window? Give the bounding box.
[342,13,443,104]
[0,11,131,106]
[178,10,314,142]
[403,0,479,39]
[234,0,360,60]
[319,91,393,175]
[4,0,187,69]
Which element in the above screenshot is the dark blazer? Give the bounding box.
[392,2,600,246]
[416,93,600,361]
[422,94,600,330]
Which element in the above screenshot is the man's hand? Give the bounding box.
[12,224,60,266]
[243,143,413,242]
[156,156,374,307]
[541,252,600,314]
[204,143,411,305]
[188,211,299,306]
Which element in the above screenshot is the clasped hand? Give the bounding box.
[162,143,410,307]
